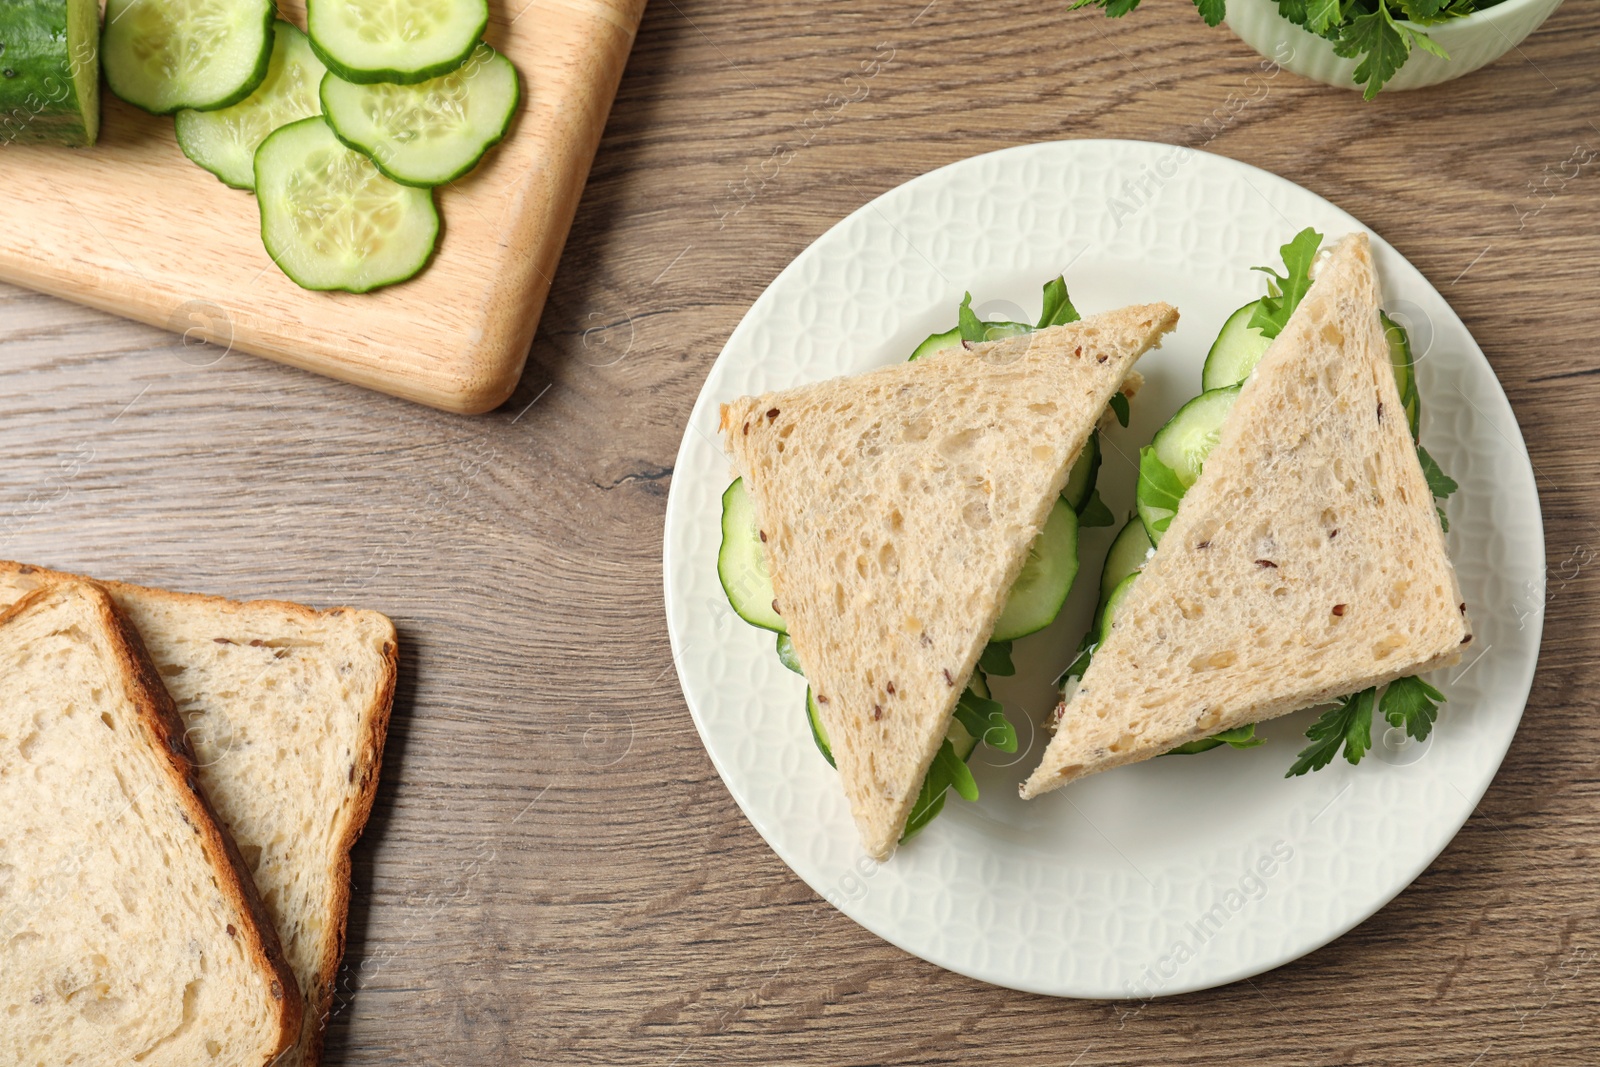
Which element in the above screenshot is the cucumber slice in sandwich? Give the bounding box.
[1200,300,1272,390]
[721,304,1178,857]
[102,0,274,114]
[1098,516,1152,609]
[175,20,326,191]
[1022,234,1471,799]
[1060,432,1100,512]
[1136,385,1240,545]
[1383,310,1420,438]
[255,115,438,293]
[306,0,487,85]
[0,0,101,146]
[320,42,519,187]
[908,320,1030,361]
[718,478,785,634]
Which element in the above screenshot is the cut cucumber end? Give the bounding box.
[255,116,438,293]
[1060,431,1100,512]
[176,20,327,191]
[992,497,1080,642]
[306,0,487,85]
[321,43,520,188]
[0,0,102,146]
[103,0,275,114]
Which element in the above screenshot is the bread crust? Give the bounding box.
[0,562,397,1067]
[0,582,303,1064]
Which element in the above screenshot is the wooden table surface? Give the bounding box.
[3,1,1597,1063]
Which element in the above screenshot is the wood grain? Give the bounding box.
[2,0,1599,1063]
[0,0,646,413]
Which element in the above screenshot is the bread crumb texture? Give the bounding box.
[1022,234,1470,798]
[0,583,291,1065]
[722,305,1179,857]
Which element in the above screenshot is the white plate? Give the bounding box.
[662,139,1544,998]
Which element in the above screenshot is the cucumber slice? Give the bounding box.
[1061,431,1100,512]
[255,116,438,292]
[806,688,834,768]
[102,0,273,115]
[1098,573,1138,644]
[1099,517,1153,609]
[1136,386,1240,545]
[1201,300,1272,391]
[776,632,801,674]
[320,42,518,187]
[1152,385,1240,484]
[306,0,487,85]
[0,0,100,146]
[175,20,325,191]
[908,320,1030,361]
[992,497,1080,642]
[1382,311,1420,438]
[717,478,784,634]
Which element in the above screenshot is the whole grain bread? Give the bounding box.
[0,582,301,1065]
[1021,234,1471,798]
[0,564,397,1067]
[722,305,1180,857]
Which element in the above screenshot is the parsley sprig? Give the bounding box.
[1071,0,1503,98]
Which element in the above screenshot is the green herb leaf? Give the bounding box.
[979,641,1016,677]
[955,690,1018,753]
[1110,391,1131,427]
[1249,227,1323,339]
[1136,445,1187,541]
[1166,722,1265,755]
[1287,688,1375,776]
[1417,445,1458,499]
[957,292,985,344]
[1193,0,1226,26]
[937,738,980,801]
[1304,0,1340,32]
[1056,631,1097,688]
[1332,7,1411,99]
[1037,276,1082,329]
[1381,675,1444,742]
[900,770,947,841]
[1078,488,1116,528]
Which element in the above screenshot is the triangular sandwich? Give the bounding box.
[1022,234,1470,798]
[722,304,1179,857]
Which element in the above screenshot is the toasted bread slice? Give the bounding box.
[1022,234,1470,798]
[0,564,398,1067]
[722,305,1180,857]
[0,582,300,1065]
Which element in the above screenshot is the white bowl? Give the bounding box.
[1226,0,1565,93]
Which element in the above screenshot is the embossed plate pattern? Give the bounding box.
[662,140,1544,998]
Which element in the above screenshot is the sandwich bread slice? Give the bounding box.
[0,581,301,1066]
[722,304,1180,857]
[0,563,398,1067]
[1022,234,1470,797]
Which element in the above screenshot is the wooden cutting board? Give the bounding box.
[0,0,646,413]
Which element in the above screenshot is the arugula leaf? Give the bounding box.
[1417,445,1458,499]
[1304,0,1341,33]
[1249,228,1323,339]
[900,763,948,840]
[1037,276,1082,329]
[979,641,1016,677]
[1109,391,1131,427]
[937,738,979,801]
[1193,0,1226,26]
[956,292,985,344]
[1136,445,1187,542]
[1381,675,1443,742]
[1332,6,1410,99]
[1078,488,1116,528]
[1437,505,1450,534]
[955,690,1018,753]
[1287,687,1376,777]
